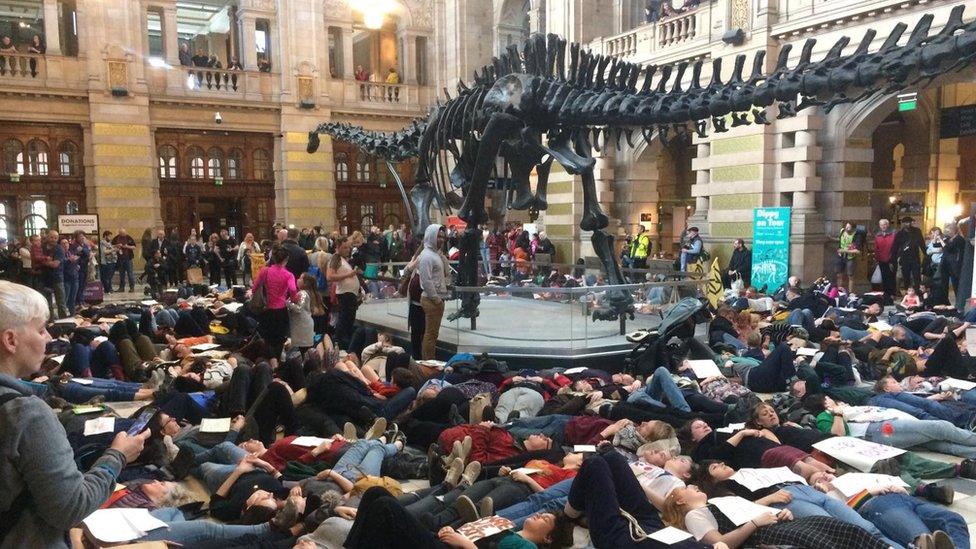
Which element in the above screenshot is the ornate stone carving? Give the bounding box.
[404,0,433,29]
[298,76,314,101]
[730,0,749,30]
[108,61,128,88]
[324,0,352,20]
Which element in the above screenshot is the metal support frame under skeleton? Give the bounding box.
[309,6,976,324]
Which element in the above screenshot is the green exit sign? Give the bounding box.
[898,92,918,112]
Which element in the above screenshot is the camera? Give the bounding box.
[214,112,222,124]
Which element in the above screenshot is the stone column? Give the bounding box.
[398,30,417,85]
[340,25,355,79]
[929,138,961,227]
[42,0,62,55]
[239,13,258,70]
[162,5,179,65]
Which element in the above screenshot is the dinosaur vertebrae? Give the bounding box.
[306,121,425,162]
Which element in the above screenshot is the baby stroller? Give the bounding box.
[624,297,710,376]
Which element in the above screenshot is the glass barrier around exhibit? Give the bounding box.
[361,259,706,357]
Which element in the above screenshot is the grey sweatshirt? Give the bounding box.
[0,373,125,549]
[418,224,449,299]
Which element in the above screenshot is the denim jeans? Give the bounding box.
[506,415,573,444]
[840,326,870,341]
[865,419,976,459]
[626,367,692,412]
[787,308,815,332]
[57,378,142,404]
[777,484,900,548]
[64,276,78,314]
[100,263,115,292]
[859,493,970,549]
[332,439,398,482]
[368,386,417,421]
[868,392,970,425]
[497,478,573,528]
[195,441,249,493]
[117,258,135,291]
[142,507,270,544]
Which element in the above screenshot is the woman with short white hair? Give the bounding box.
[0,281,148,547]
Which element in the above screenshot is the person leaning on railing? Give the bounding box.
[0,35,17,76]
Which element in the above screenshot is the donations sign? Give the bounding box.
[750,207,791,291]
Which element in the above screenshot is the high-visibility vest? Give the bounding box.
[630,233,650,259]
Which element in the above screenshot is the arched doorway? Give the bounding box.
[495,0,531,55]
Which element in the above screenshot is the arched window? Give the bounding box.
[335,152,348,182]
[2,139,24,175]
[59,141,79,176]
[253,148,271,180]
[207,147,224,179]
[356,160,371,181]
[26,140,49,176]
[187,146,205,178]
[227,148,243,179]
[257,201,268,223]
[158,145,177,179]
[23,199,48,237]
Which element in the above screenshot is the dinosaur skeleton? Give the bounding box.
[309,6,976,323]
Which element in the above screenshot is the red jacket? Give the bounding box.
[438,424,519,465]
[564,416,613,445]
[874,231,895,263]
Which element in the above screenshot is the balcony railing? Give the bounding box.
[185,67,244,92]
[145,63,280,100]
[326,79,434,113]
[0,52,42,79]
[591,3,712,62]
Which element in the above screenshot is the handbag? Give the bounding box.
[350,474,402,497]
[250,277,268,314]
[870,264,882,285]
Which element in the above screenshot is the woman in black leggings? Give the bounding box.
[344,486,572,549]
[564,447,710,549]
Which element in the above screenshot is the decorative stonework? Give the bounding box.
[108,61,128,88]
[324,0,352,20]
[405,0,433,29]
[729,0,749,30]
[298,77,314,101]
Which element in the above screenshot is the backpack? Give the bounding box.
[0,392,28,543]
[308,265,328,292]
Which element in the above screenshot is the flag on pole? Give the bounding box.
[706,257,723,309]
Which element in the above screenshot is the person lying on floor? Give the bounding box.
[810,469,970,549]
[692,459,897,547]
[803,392,976,461]
[661,484,891,549]
[871,375,976,427]
[23,372,157,405]
[747,401,969,503]
[679,419,833,481]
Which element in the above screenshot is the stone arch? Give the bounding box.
[494,0,531,55]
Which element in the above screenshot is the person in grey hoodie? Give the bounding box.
[0,281,149,548]
[418,224,448,359]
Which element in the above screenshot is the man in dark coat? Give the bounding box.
[892,216,926,291]
[725,238,752,288]
[279,228,309,281]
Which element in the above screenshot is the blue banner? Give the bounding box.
[750,207,791,291]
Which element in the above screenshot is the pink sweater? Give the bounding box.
[253,264,297,309]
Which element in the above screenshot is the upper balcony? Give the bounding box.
[145,64,281,104]
[591,2,717,65]
[0,53,89,96]
[326,79,433,116]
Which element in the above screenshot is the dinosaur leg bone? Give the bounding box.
[574,133,609,233]
[457,112,523,226]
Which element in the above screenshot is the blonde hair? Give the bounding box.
[660,491,689,529]
[0,281,49,332]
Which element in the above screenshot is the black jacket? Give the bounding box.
[282,239,310,281]
[727,247,751,279]
[892,226,925,264]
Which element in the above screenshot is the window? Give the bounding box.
[0,203,7,241]
[255,19,270,54]
[328,27,343,77]
[356,160,371,181]
[335,152,349,182]
[146,8,164,58]
[227,148,243,179]
[415,36,429,85]
[27,140,49,176]
[23,199,48,237]
[65,201,79,214]
[59,141,79,176]
[2,139,24,175]
[158,145,177,178]
[187,146,205,178]
[207,147,224,178]
[360,203,375,230]
[253,148,271,180]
